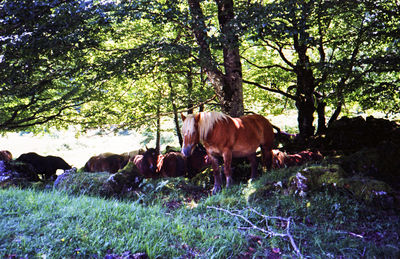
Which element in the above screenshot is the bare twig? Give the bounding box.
[207,206,303,258]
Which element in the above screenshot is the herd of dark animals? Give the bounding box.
[0,144,215,182]
[0,143,321,190]
[0,112,326,191]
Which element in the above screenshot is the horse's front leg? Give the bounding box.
[247,153,258,179]
[209,155,222,194]
[222,150,234,188]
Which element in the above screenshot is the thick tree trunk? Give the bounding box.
[295,64,315,138]
[188,0,244,117]
[293,26,316,138]
[215,0,244,117]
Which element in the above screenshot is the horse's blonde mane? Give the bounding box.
[182,111,229,142]
[182,114,196,137]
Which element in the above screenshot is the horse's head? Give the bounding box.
[142,147,159,173]
[181,113,201,156]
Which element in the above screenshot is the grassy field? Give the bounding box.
[1,165,399,258]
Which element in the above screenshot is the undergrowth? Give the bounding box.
[1,163,399,258]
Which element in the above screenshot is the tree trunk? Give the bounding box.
[169,80,183,147]
[199,68,205,112]
[328,102,342,128]
[293,23,316,138]
[215,0,244,117]
[316,100,327,134]
[295,63,315,138]
[186,67,194,114]
[155,89,161,153]
[187,0,244,117]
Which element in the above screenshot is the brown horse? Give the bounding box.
[157,152,186,178]
[181,111,274,193]
[140,145,211,179]
[156,145,211,178]
[84,153,128,174]
[185,144,211,178]
[132,148,159,178]
[272,149,323,169]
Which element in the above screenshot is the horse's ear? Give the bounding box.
[145,145,148,151]
[181,113,186,121]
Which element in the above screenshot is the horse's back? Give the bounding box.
[241,114,274,145]
[159,152,186,177]
[205,113,273,157]
[232,114,274,152]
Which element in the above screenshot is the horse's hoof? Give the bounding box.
[226,177,234,188]
[211,185,222,195]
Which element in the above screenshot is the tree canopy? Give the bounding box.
[1,0,399,137]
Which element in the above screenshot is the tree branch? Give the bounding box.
[243,79,297,100]
[261,39,295,68]
[241,55,293,72]
[208,206,303,258]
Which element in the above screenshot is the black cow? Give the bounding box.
[16,152,72,180]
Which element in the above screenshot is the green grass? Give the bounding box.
[1,163,399,258]
[0,188,249,258]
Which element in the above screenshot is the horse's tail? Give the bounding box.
[271,123,298,144]
[271,123,281,134]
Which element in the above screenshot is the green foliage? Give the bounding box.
[240,0,400,122]
[0,0,114,132]
[2,0,399,133]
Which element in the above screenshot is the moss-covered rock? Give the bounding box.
[0,160,40,188]
[288,164,346,195]
[54,168,111,196]
[339,142,400,188]
[54,162,145,197]
[340,177,396,208]
[286,164,398,209]
[102,162,144,196]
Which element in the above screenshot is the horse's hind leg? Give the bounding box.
[247,153,258,179]
[222,150,234,188]
[261,144,273,171]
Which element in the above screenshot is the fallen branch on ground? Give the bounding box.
[207,206,303,258]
